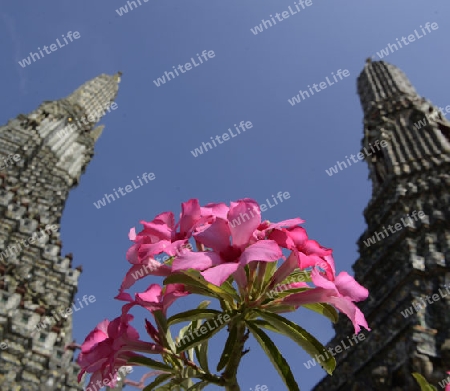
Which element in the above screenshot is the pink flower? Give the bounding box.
[281,270,370,333]
[121,199,226,291]
[267,225,336,280]
[77,315,164,389]
[116,284,189,317]
[172,199,282,286]
[126,199,204,264]
[120,258,172,292]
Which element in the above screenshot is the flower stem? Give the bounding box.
[222,321,247,391]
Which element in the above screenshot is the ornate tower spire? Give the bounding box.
[313,61,450,390]
[0,72,120,390]
[64,71,121,122]
[357,61,450,193]
[37,72,122,184]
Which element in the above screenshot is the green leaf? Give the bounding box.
[179,367,195,389]
[253,310,335,374]
[254,261,279,299]
[185,270,240,302]
[128,356,175,372]
[246,322,300,391]
[176,322,196,363]
[195,341,210,373]
[175,302,211,373]
[412,373,437,391]
[168,309,222,326]
[283,270,312,284]
[303,303,339,323]
[251,262,274,299]
[154,382,177,391]
[164,271,237,306]
[186,346,195,363]
[192,302,211,373]
[153,310,176,352]
[264,288,309,302]
[186,381,208,391]
[175,315,231,353]
[197,300,211,310]
[263,260,278,285]
[250,319,279,333]
[261,304,297,313]
[143,374,172,391]
[216,324,239,371]
[182,285,234,312]
[179,323,192,340]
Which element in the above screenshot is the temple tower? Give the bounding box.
[314,60,450,390]
[0,72,121,390]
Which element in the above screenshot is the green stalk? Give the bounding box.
[222,321,247,391]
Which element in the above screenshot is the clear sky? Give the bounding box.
[1,1,449,390]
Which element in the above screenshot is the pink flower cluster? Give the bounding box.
[77,198,370,388]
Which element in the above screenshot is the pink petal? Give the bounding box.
[233,266,248,289]
[326,296,370,334]
[287,226,308,247]
[271,250,297,285]
[201,263,240,286]
[170,239,193,256]
[322,254,336,279]
[311,269,338,291]
[282,288,370,334]
[177,199,201,236]
[162,284,189,312]
[228,199,261,248]
[165,283,187,296]
[194,218,230,252]
[80,327,109,353]
[268,229,295,249]
[79,360,108,383]
[334,272,369,302]
[78,349,110,372]
[120,262,171,291]
[115,292,133,302]
[126,244,140,264]
[201,202,229,219]
[120,302,136,317]
[96,319,110,335]
[281,287,331,307]
[145,319,160,343]
[108,314,138,339]
[153,211,176,228]
[129,228,136,241]
[302,239,333,257]
[172,251,222,272]
[136,284,162,304]
[138,240,173,259]
[267,219,305,230]
[238,240,282,266]
[298,253,335,281]
[140,219,173,241]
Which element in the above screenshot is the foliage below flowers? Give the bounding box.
[77,198,370,390]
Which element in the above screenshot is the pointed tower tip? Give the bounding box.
[114,71,122,83]
[91,125,105,142]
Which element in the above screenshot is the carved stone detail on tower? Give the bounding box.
[313,61,450,390]
[0,73,121,390]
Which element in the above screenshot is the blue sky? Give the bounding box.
[1,1,449,390]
